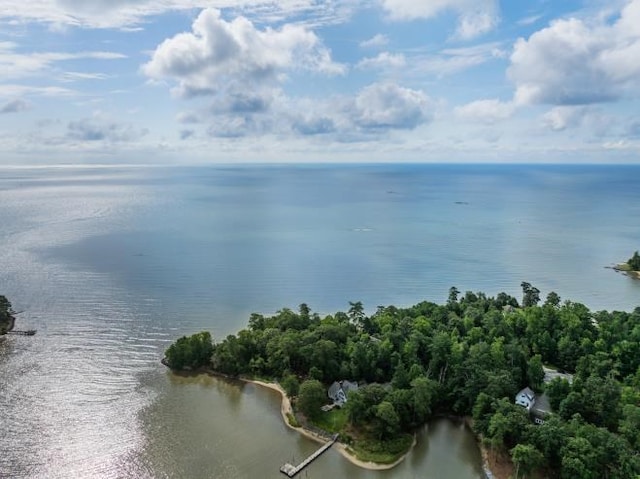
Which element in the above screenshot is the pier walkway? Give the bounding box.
[7,330,37,336]
[280,434,338,477]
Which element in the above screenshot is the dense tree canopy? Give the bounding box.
[166,289,640,477]
[164,331,214,370]
[627,251,640,271]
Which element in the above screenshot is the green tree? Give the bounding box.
[627,251,640,271]
[619,404,640,450]
[545,291,561,307]
[521,282,541,308]
[411,376,437,424]
[375,401,400,439]
[298,379,326,420]
[546,377,571,411]
[164,331,214,370]
[511,444,544,479]
[281,374,300,397]
[527,354,545,391]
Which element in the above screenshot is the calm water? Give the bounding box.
[1,164,639,478]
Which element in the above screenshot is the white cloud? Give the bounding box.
[67,114,149,142]
[454,99,515,124]
[380,0,499,39]
[0,84,76,98]
[142,8,344,98]
[517,14,543,26]
[408,42,506,77]
[0,98,29,114]
[351,82,432,130]
[509,0,640,106]
[0,0,355,30]
[357,52,406,70]
[541,106,614,137]
[360,34,389,48]
[59,72,110,82]
[542,106,587,131]
[0,41,125,80]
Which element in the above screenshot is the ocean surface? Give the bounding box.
[1,164,639,478]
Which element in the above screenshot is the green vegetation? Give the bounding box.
[349,434,414,464]
[0,295,15,334]
[627,251,640,271]
[166,285,640,476]
[313,407,348,434]
[163,331,214,370]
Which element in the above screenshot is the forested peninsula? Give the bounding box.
[164,284,640,479]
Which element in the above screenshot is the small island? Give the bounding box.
[164,284,640,479]
[613,251,640,279]
[0,295,16,335]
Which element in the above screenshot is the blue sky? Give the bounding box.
[1,0,639,164]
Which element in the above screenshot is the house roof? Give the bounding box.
[327,381,341,399]
[531,393,552,416]
[517,387,535,400]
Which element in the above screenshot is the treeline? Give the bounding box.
[628,251,640,271]
[166,285,640,477]
[164,331,213,370]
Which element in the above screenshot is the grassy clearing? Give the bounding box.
[348,434,414,464]
[312,407,349,433]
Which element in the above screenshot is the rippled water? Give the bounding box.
[1,164,639,478]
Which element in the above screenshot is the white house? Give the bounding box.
[515,387,536,410]
[328,380,358,407]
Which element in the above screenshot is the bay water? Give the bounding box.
[1,164,639,478]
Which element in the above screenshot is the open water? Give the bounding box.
[1,164,639,478]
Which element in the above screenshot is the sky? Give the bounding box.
[1,0,639,165]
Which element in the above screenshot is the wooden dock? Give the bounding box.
[280,434,338,477]
[7,330,37,336]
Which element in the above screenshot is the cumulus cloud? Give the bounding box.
[509,0,640,106]
[541,106,613,137]
[380,0,499,39]
[1,99,29,114]
[454,99,515,124]
[142,8,344,98]
[209,91,272,115]
[351,82,432,130]
[67,115,148,142]
[292,115,335,135]
[542,106,588,131]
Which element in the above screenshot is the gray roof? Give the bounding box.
[531,393,552,416]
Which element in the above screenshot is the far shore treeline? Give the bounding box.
[164,284,640,478]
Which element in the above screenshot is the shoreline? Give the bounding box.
[166,366,496,475]
[242,377,413,470]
